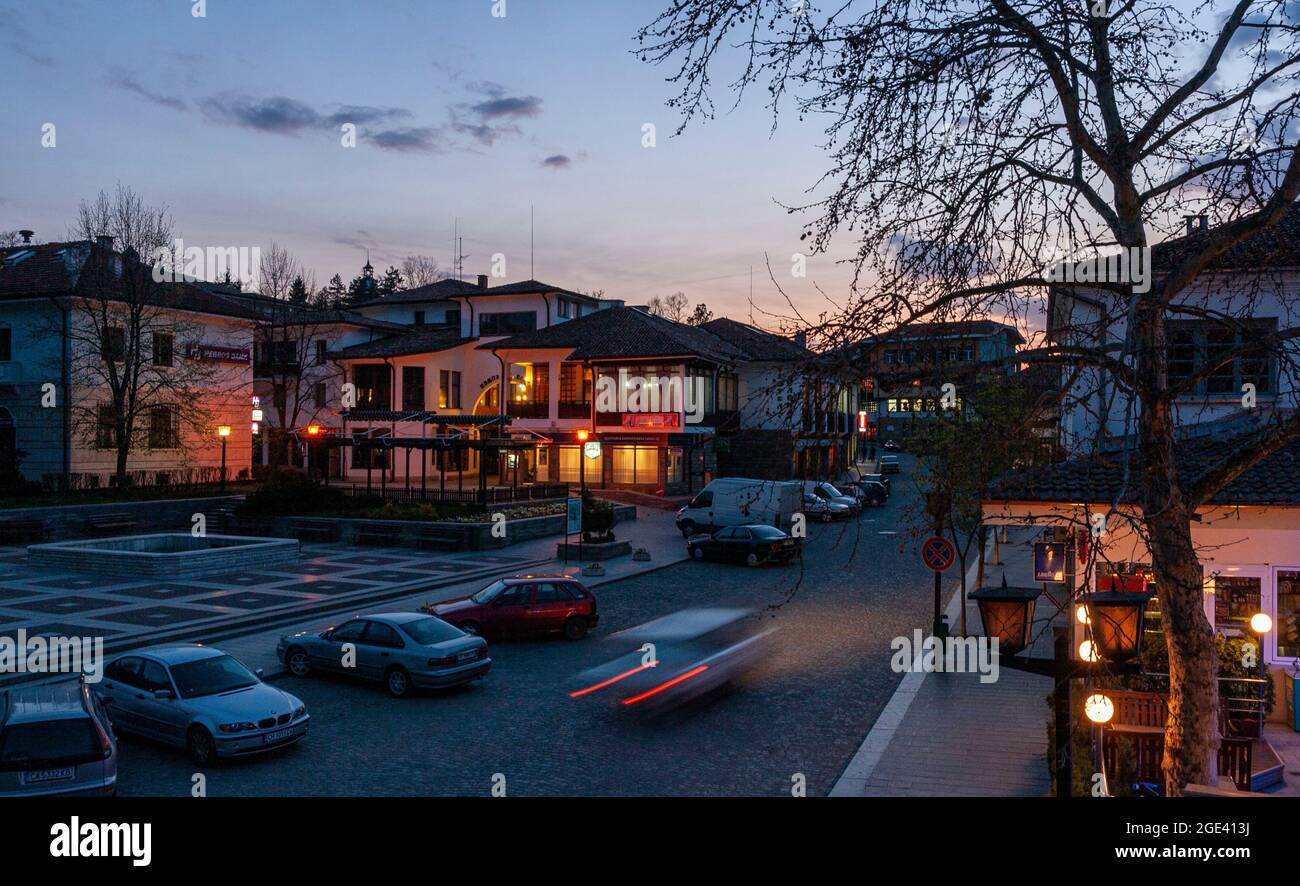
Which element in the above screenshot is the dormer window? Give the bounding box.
[2,249,35,267]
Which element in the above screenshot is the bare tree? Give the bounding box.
[648,290,691,321]
[400,254,446,289]
[56,186,231,487]
[254,244,335,468]
[639,0,1300,794]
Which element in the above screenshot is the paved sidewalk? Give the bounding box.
[832,528,1056,796]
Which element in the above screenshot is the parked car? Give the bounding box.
[95,645,308,765]
[882,439,902,452]
[848,478,889,505]
[687,523,802,566]
[879,455,902,474]
[675,478,802,537]
[428,576,599,640]
[803,481,862,515]
[801,492,851,522]
[280,613,490,697]
[0,680,117,797]
[857,472,891,496]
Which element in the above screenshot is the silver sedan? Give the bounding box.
[277,612,490,698]
[94,645,308,766]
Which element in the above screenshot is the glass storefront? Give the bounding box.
[1277,570,1300,658]
[611,446,659,485]
[1212,574,1262,638]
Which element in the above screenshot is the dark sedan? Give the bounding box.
[687,524,801,566]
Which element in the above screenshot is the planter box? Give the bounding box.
[555,539,631,561]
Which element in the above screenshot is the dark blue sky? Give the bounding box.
[2,0,856,321]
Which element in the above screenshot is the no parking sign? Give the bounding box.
[921,536,956,572]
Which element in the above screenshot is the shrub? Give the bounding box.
[240,470,350,516]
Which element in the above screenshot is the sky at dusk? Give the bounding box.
[1,0,862,324]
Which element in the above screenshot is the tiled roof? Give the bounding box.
[699,317,811,362]
[0,241,262,320]
[477,306,747,363]
[988,431,1300,507]
[351,277,486,307]
[331,327,475,359]
[482,279,598,300]
[1152,200,1300,272]
[858,319,1026,346]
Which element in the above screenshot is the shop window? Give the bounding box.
[439,370,462,409]
[479,311,537,335]
[353,364,391,410]
[402,367,425,411]
[1213,574,1261,637]
[148,405,180,450]
[612,446,659,485]
[558,446,601,484]
[96,403,117,449]
[152,333,174,367]
[1278,571,1300,658]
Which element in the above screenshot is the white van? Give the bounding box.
[675,478,803,537]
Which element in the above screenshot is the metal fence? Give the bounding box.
[341,483,570,505]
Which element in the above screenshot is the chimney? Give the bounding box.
[95,235,114,251]
[17,230,33,244]
[794,331,808,349]
[477,274,489,289]
[1184,214,1208,236]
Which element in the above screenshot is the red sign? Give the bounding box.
[857,411,868,432]
[188,344,250,364]
[921,536,956,572]
[1097,575,1152,594]
[621,413,680,429]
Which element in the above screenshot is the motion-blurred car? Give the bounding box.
[0,680,116,797]
[686,524,801,566]
[427,576,599,640]
[279,612,489,697]
[802,492,851,522]
[96,645,308,765]
[570,608,776,714]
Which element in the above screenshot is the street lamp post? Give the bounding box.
[1250,612,1273,735]
[216,425,232,492]
[577,430,589,565]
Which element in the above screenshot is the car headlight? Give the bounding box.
[219,722,257,733]
[293,706,306,720]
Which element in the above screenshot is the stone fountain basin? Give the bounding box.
[28,533,300,579]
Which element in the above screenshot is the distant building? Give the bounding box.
[848,320,1025,442]
[0,236,256,489]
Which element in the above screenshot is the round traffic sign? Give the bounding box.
[921,536,956,572]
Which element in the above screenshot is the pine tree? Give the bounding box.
[378,266,404,295]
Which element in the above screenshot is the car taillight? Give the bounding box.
[428,655,455,666]
[477,646,488,659]
[771,543,781,552]
[92,717,112,758]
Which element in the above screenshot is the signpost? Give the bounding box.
[922,534,956,639]
[564,498,582,564]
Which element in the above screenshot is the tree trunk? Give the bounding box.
[1146,504,1219,795]
[115,439,130,488]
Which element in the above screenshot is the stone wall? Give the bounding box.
[0,496,245,541]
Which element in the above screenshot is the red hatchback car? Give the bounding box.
[428,576,599,640]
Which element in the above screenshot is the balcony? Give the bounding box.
[558,401,590,420]
[507,402,549,420]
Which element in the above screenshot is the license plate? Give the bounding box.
[23,767,74,784]
[262,728,294,744]
[457,650,478,662]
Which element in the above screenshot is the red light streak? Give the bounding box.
[621,665,708,706]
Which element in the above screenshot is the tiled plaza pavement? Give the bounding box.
[0,543,541,661]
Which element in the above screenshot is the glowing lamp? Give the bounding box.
[307,424,321,437]
[1075,604,1090,625]
[1084,693,1114,724]
[216,425,232,438]
[1251,612,1273,635]
[576,430,589,442]
[969,577,1042,655]
[1078,640,1099,662]
[1083,590,1149,662]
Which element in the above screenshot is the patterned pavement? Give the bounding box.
[0,544,535,651]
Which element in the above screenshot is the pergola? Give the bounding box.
[322,410,564,503]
